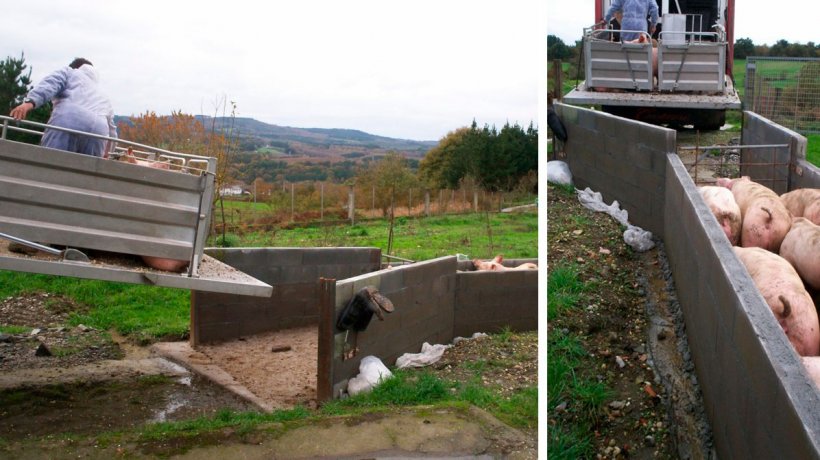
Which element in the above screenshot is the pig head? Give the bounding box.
[699,185,741,245]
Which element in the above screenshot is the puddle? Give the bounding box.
[0,373,256,441]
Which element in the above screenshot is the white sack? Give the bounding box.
[395,342,452,369]
[347,355,393,396]
[547,161,573,185]
[576,187,655,252]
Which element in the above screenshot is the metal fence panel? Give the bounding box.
[745,56,820,135]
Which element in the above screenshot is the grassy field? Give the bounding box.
[0,211,537,342]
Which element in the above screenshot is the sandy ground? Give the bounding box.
[194,326,318,410]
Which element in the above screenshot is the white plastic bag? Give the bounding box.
[395,342,451,369]
[347,355,393,396]
[576,187,655,252]
[547,161,573,185]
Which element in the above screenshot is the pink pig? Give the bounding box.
[779,217,820,291]
[717,177,792,252]
[780,188,820,226]
[473,255,537,271]
[699,185,741,245]
[734,246,820,356]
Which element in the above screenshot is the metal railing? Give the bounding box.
[0,115,213,175]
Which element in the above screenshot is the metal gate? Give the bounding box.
[745,56,820,135]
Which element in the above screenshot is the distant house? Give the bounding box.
[219,184,248,197]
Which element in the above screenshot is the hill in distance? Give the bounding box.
[114,115,437,161]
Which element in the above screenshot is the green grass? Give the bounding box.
[0,325,31,334]
[547,263,587,320]
[807,134,820,167]
[0,272,189,343]
[324,364,537,430]
[220,211,538,262]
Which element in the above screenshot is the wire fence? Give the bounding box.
[211,182,537,234]
[745,56,820,135]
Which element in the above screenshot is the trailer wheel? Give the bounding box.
[693,110,726,131]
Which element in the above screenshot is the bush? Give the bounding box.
[215,233,241,247]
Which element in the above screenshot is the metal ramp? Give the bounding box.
[0,116,272,297]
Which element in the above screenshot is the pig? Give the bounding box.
[734,246,820,356]
[779,217,820,291]
[717,177,792,252]
[626,34,658,78]
[117,148,184,272]
[119,147,170,170]
[801,356,820,389]
[141,256,189,273]
[780,188,820,226]
[473,255,537,271]
[698,185,741,245]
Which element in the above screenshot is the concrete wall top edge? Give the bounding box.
[743,111,808,144]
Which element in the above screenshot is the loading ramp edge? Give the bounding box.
[563,85,742,109]
[0,252,273,298]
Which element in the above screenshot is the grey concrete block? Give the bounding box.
[378,270,405,294]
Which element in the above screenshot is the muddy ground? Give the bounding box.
[548,181,716,460]
[0,288,537,458]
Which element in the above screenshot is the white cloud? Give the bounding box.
[2,0,540,140]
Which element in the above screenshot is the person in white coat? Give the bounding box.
[9,58,117,157]
[604,0,659,42]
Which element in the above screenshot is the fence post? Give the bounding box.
[291,182,295,222]
[552,59,563,102]
[348,186,355,225]
[424,190,430,217]
[474,190,478,212]
[409,189,413,216]
[745,58,756,112]
[320,182,324,221]
[439,189,443,214]
[372,186,375,211]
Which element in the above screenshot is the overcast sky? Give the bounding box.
[547,0,817,46]
[0,1,542,142]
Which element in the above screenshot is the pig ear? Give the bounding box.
[493,255,503,263]
[716,178,733,189]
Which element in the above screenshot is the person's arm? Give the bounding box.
[648,0,659,30]
[26,67,71,109]
[9,67,71,120]
[605,0,624,23]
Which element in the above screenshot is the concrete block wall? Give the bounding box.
[557,106,820,458]
[740,111,809,194]
[191,247,380,345]
[663,154,820,459]
[555,102,676,237]
[454,270,538,337]
[318,256,539,400]
[323,256,459,400]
